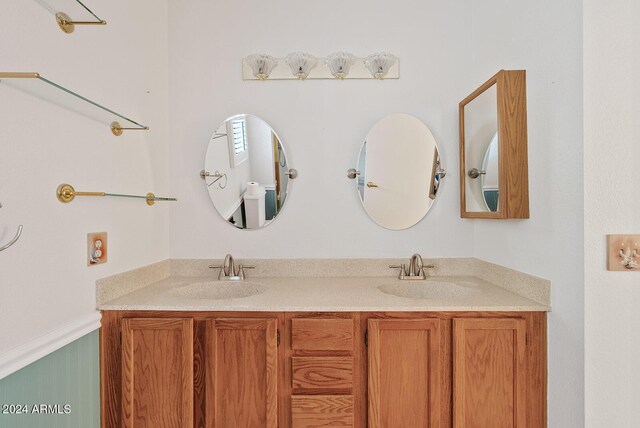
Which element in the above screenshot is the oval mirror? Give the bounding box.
[480,133,499,211]
[202,114,292,230]
[351,113,445,230]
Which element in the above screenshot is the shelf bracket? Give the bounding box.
[56,12,106,34]
[110,122,150,137]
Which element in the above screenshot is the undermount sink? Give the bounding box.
[378,280,480,300]
[170,281,267,300]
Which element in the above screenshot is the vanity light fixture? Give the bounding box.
[364,52,398,79]
[325,52,357,79]
[285,52,317,79]
[242,53,399,80]
[245,54,278,80]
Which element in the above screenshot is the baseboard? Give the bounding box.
[0,312,102,380]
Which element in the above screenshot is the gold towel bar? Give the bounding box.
[56,184,177,206]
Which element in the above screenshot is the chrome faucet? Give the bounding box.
[209,254,255,280]
[389,254,435,280]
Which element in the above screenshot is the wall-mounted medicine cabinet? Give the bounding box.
[459,70,529,219]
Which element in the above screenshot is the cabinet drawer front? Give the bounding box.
[291,395,354,428]
[291,319,354,351]
[292,357,353,393]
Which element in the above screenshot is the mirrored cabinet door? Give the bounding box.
[459,70,529,219]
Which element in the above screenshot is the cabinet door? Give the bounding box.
[206,318,278,428]
[453,318,527,428]
[121,318,194,428]
[368,318,442,428]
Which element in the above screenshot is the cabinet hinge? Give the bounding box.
[277,330,281,347]
[525,333,529,346]
[364,330,368,347]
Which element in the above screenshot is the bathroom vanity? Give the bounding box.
[97,259,549,428]
[101,310,545,428]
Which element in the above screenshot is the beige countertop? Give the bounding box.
[98,271,550,312]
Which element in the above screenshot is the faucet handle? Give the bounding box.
[209,265,225,280]
[424,264,436,269]
[389,264,406,279]
[237,265,255,280]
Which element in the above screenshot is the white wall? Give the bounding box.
[584,1,640,425]
[469,0,584,426]
[168,3,584,422]
[0,1,169,356]
[168,0,474,258]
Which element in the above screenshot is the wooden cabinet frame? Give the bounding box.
[101,310,546,428]
[459,70,529,219]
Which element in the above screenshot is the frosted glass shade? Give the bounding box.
[364,52,398,79]
[245,54,278,80]
[285,52,317,79]
[325,52,357,79]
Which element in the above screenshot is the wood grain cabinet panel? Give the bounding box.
[121,318,194,428]
[291,319,354,352]
[453,318,527,428]
[291,395,354,428]
[205,318,278,428]
[368,318,442,428]
[292,357,353,394]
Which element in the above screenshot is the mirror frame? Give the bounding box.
[459,69,529,219]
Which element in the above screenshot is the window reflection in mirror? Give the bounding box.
[355,113,444,230]
[203,114,290,230]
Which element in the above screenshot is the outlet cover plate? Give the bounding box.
[607,234,640,271]
[88,232,107,266]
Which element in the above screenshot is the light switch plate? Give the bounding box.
[88,232,107,266]
[607,234,640,271]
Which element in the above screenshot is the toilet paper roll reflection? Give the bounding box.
[246,181,259,196]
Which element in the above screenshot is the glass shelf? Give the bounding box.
[34,0,106,33]
[0,72,148,136]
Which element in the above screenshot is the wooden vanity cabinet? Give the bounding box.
[453,318,528,427]
[205,318,278,428]
[367,318,443,428]
[120,318,194,428]
[286,314,363,428]
[101,311,546,428]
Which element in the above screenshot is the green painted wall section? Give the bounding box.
[0,330,100,428]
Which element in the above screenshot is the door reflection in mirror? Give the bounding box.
[355,113,444,230]
[203,114,290,230]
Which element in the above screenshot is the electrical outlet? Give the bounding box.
[88,232,107,266]
[607,234,640,271]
